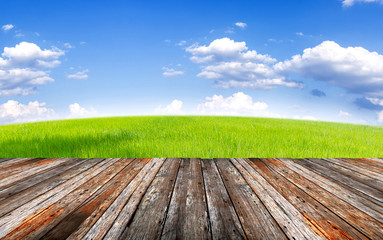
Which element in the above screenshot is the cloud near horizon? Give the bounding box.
[0,100,54,123]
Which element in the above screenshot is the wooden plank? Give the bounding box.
[262,158,383,239]
[0,158,85,201]
[0,159,15,164]
[118,158,181,240]
[41,158,150,240]
[295,158,383,205]
[79,158,166,240]
[161,158,210,240]
[312,158,383,192]
[0,158,35,170]
[0,158,103,218]
[249,158,369,240]
[0,158,66,181]
[340,158,383,175]
[231,158,326,240]
[201,159,246,240]
[0,158,75,189]
[2,158,132,239]
[323,158,383,182]
[0,158,118,238]
[278,158,383,223]
[215,158,287,240]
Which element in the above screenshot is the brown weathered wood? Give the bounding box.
[250,158,369,240]
[0,158,103,218]
[3,158,132,239]
[278,158,383,223]
[118,158,181,240]
[296,158,383,205]
[41,158,149,240]
[201,159,246,240]
[81,158,166,240]
[340,158,383,175]
[161,158,210,240]
[0,158,84,201]
[215,158,287,240]
[323,158,383,182]
[0,158,74,189]
[0,158,118,238]
[312,158,383,192]
[232,158,326,240]
[262,158,383,239]
[0,158,35,170]
[0,158,13,164]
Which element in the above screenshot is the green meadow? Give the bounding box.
[0,116,382,158]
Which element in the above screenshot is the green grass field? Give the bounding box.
[0,116,382,158]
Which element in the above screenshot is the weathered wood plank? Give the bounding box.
[215,158,287,240]
[41,158,149,240]
[0,158,84,201]
[161,158,210,240]
[340,158,383,175]
[0,158,118,239]
[0,158,74,189]
[0,158,103,218]
[0,158,13,164]
[0,158,35,170]
[232,158,326,240]
[323,158,383,182]
[118,158,181,240]
[312,158,383,192]
[250,158,369,240]
[201,159,246,240]
[2,158,132,239]
[81,158,166,240]
[296,158,383,205]
[262,158,383,239]
[278,158,383,223]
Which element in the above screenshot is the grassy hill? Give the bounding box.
[0,116,382,158]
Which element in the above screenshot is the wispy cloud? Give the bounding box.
[2,24,14,31]
[162,67,184,77]
[67,69,89,80]
[235,22,247,29]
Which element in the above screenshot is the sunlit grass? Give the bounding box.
[0,116,382,158]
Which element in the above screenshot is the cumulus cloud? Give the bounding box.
[342,0,383,7]
[67,69,88,80]
[275,41,383,97]
[0,100,54,123]
[310,89,326,97]
[162,67,184,77]
[186,38,301,90]
[338,110,352,118]
[354,97,383,110]
[2,24,14,31]
[0,42,64,96]
[155,99,184,114]
[196,92,268,116]
[235,22,247,29]
[69,103,96,118]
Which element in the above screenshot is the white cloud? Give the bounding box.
[366,97,383,106]
[177,40,187,46]
[296,32,304,36]
[15,33,24,37]
[0,100,54,123]
[2,24,14,31]
[162,67,184,77]
[155,99,184,114]
[293,115,317,121]
[342,0,383,7]
[67,69,89,80]
[64,43,74,49]
[186,38,301,90]
[378,110,383,122]
[235,22,247,29]
[69,103,96,117]
[0,42,64,96]
[275,40,383,97]
[338,110,352,118]
[196,92,268,116]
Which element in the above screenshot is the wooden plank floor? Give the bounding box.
[0,158,382,240]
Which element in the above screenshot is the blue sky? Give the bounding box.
[1,0,383,125]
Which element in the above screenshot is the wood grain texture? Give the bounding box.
[161,158,210,240]
[0,158,381,240]
[201,158,246,240]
